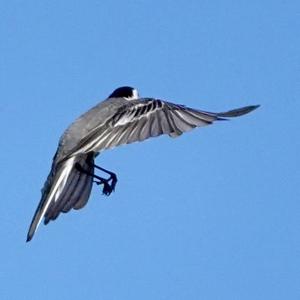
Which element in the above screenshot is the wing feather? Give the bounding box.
[26,155,94,241]
[149,112,163,137]
[64,100,259,158]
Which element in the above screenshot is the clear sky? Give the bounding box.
[0,1,299,299]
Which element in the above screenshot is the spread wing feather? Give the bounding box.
[67,99,234,156]
[26,154,94,241]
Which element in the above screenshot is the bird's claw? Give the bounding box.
[93,179,115,196]
[102,181,113,196]
[109,174,118,192]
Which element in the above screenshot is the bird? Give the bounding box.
[26,86,259,242]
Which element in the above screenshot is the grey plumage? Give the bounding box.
[26,86,259,242]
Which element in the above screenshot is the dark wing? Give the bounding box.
[66,99,259,156]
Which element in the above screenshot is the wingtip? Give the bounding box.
[26,220,37,242]
[217,104,260,118]
[248,104,260,111]
[26,233,32,243]
[239,104,261,115]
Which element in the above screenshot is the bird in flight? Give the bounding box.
[26,86,259,242]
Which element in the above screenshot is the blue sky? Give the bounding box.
[0,1,299,299]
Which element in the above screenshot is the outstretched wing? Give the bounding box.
[26,154,94,242]
[66,98,259,156]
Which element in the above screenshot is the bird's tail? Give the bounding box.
[26,154,94,242]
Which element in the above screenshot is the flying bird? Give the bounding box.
[26,86,259,241]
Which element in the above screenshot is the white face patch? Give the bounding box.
[124,88,139,100]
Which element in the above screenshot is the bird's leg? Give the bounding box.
[75,163,113,196]
[92,164,118,192]
[85,160,118,192]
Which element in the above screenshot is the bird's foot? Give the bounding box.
[93,178,115,196]
[108,173,118,192]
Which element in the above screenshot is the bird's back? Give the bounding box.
[55,97,128,163]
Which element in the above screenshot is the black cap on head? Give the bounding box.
[109,86,137,99]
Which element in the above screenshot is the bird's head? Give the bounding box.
[108,86,139,100]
